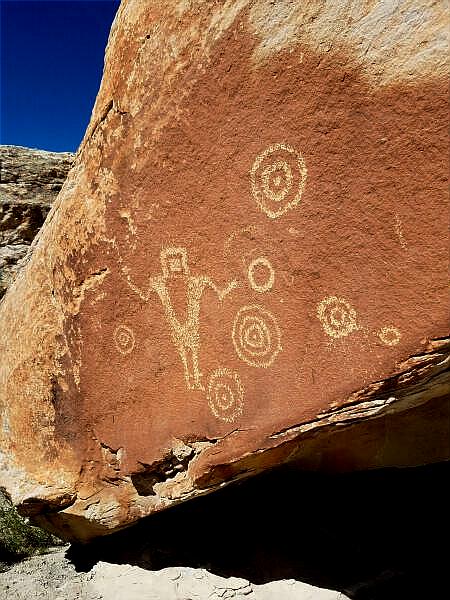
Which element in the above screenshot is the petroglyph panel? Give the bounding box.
[2,0,447,544]
[207,368,244,423]
[232,305,282,368]
[250,143,307,219]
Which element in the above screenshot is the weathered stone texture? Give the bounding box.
[0,146,74,297]
[0,1,448,542]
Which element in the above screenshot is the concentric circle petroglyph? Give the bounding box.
[317,296,358,339]
[377,326,401,346]
[232,305,282,367]
[248,256,275,293]
[207,368,244,423]
[114,324,135,355]
[250,143,307,219]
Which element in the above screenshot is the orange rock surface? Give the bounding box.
[0,0,448,541]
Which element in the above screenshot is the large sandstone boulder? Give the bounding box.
[0,1,448,542]
[0,146,74,298]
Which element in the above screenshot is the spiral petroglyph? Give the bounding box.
[114,324,135,355]
[317,296,358,339]
[250,143,307,219]
[207,368,244,423]
[377,326,401,346]
[232,305,282,367]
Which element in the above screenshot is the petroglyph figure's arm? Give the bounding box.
[121,265,160,302]
[203,277,240,301]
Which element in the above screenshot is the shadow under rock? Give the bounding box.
[67,462,449,600]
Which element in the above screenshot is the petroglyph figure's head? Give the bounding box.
[161,247,190,278]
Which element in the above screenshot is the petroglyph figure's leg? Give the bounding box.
[149,260,239,392]
[189,345,203,390]
[177,344,203,390]
[177,346,192,389]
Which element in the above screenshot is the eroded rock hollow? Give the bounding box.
[0,0,448,542]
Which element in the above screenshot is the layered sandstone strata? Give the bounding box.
[0,1,448,541]
[0,146,74,297]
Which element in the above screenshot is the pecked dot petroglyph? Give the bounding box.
[317,296,358,339]
[232,304,282,368]
[250,143,307,219]
[207,367,244,423]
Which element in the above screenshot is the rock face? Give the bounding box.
[0,1,448,542]
[0,146,74,297]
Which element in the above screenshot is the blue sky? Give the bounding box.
[0,0,120,152]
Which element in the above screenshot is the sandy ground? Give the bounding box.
[0,548,349,600]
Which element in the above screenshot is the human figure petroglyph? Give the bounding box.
[124,247,239,390]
